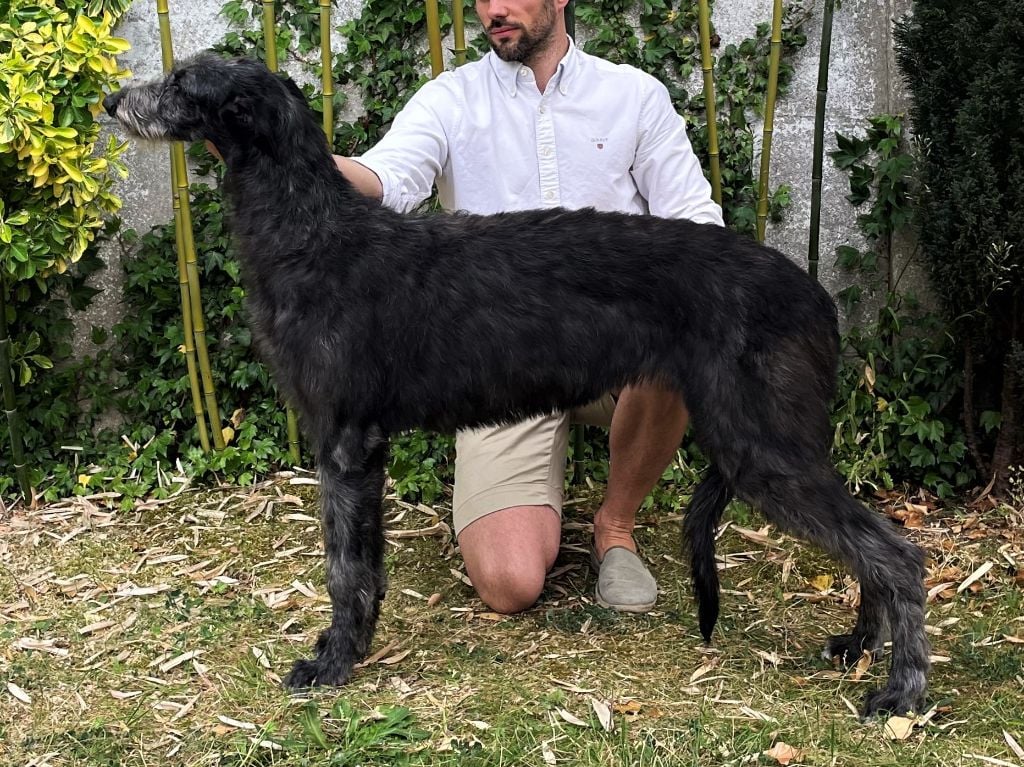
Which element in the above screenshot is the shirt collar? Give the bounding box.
[487,35,578,98]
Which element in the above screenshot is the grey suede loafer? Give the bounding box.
[590,545,658,613]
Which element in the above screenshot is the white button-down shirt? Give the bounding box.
[355,38,723,225]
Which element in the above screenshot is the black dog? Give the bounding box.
[104,53,930,716]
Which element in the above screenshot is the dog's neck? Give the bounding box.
[214,118,377,268]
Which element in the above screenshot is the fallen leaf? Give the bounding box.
[926,582,957,602]
[541,739,557,765]
[548,677,596,694]
[590,697,613,732]
[217,715,257,731]
[883,715,916,740]
[7,682,31,704]
[355,639,400,667]
[475,612,506,622]
[733,525,781,547]
[689,659,718,682]
[159,650,200,673]
[613,699,643,717]
[110,690,143,700]
[957,561,994,593]
[1001,730,1024,763]
[380,648,412,665]
[426,592,442,607]
[809,574,834,592]
[851,650,874,682]
[763,741,804,765]
[556,708,588,727]
[468,720,490,731]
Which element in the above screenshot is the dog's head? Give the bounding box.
[104,53,311,151]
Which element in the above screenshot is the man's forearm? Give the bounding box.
[334,156,383,201]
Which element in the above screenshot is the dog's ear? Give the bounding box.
[222,93,256,132]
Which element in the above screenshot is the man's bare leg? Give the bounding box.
[593,383,689,558]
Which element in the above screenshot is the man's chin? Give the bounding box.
[492,43,525,63]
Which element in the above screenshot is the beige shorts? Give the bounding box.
[452,393,618,535]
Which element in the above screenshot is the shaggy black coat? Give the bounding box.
[104,54,930,716]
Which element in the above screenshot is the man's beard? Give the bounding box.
[489,1,558,63]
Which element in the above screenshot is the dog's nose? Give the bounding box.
[103,90,122,116]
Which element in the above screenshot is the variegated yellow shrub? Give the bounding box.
[0,1,130,283]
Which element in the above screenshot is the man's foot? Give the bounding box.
[590,545,658,613]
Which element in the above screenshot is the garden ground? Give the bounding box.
[2,475,1023,766]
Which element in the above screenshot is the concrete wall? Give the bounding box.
[86,0,917,343]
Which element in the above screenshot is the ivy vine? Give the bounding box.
[828,114,971,497]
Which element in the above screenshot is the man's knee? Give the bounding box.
[470,560,547,614]
[457,504,560,614]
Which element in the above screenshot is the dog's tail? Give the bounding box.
[683,465,733,642]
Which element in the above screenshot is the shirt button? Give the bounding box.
[541,146,552,157]
[538,105,546,114]
[545,191,555,200]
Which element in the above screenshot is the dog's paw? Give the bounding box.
[282,658,322,690]
[822,633,882,667]
[282,654,355,689]
[860,685,926,719]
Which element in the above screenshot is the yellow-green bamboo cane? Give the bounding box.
[425,0,443,77]
[0,280,32,497]
[755,0,783,244]
[171,163,212,453]
[452,0,466,66]
[321,0,334,142]
[159,3,208,455]
[698,0,722,206]
[174,153,226,449]
[158,0,225,449]
[262,0,278,71]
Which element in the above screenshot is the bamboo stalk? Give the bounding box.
[424,0,443,77]
[566,0,575,40]
[320,0,334,142]
[452,0,466,66]
[262,0,278,71]
[159,2,210,452]
[158,0,225,449]
[755,0,783,244]
[697,0,722,206]
[175,154,225,449]
[171,159,212,453]
[808,0,835,281]
[0,280,32,497]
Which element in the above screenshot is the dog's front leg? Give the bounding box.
[284,425,388,688]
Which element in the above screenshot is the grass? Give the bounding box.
[1,476,1023,766]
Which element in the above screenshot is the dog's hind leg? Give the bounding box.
[736,465,929,717]
[682,465,733,641]
[284,424,389,688]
